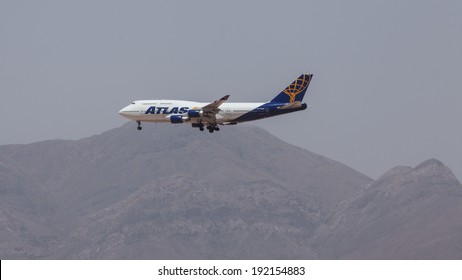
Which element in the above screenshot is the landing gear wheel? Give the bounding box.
[137,121,142,131]
[215,126,220,131]
[199,127,204,131]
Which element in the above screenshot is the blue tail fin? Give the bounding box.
[270,74,313,103]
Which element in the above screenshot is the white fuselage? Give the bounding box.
[119,100,265,124]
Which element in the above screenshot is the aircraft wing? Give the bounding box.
[201,95,229,123]
[203,95,229,113]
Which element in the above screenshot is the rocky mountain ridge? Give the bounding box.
[1,123,461,259]
[312,158,462,259]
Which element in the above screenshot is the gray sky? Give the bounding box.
[1,0,461,179]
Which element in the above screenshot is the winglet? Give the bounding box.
[221,95,230,101]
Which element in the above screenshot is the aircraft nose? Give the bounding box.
[118,105,132,117]
[118,108,126,116]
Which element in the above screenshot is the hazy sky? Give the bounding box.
[1,0,461,179]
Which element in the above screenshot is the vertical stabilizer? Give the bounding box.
[270,74,313,103]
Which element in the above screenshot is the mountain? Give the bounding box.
[2,123,462,259]
[0,123,371,259]
[313,159,462,259]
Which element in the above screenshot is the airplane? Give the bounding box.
[119,74,313,133]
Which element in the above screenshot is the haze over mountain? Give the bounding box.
[313,158,462,259]
[0,123,461,259]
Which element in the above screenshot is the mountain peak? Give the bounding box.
[315,158,462,259]
[414,158,445,170]
[410,158,460,186]
[372,159,460,191]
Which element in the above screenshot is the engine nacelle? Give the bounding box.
[170,115,184,124]
[187,109,203,118]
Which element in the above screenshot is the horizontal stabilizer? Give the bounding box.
[278,101,303,110]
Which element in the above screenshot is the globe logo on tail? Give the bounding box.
[283,75,309,103]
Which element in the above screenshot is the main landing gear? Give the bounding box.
[137,121,142,130]
[192,122,219,133]
[206,125,219,133]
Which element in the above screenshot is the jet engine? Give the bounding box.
[187,110,203,118]
[170,115,185,123]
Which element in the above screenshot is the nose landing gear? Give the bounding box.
[137,121,142,130]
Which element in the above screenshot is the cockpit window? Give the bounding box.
[131,102,135,104]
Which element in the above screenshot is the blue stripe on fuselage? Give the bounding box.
[233,102,307,123]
